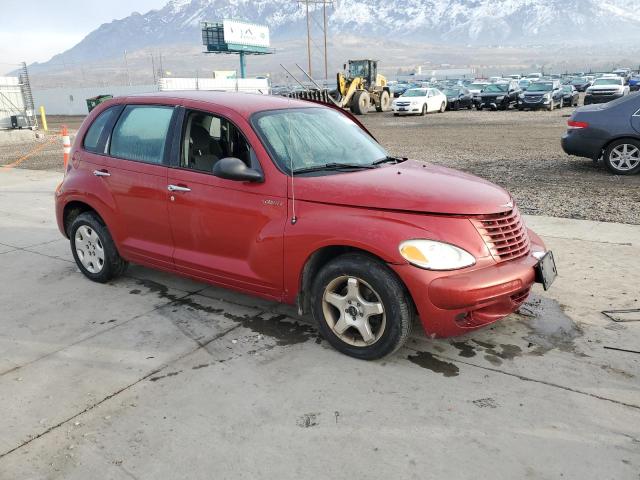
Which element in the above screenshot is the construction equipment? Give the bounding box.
[335,59,391,115]
[284,60,391,115]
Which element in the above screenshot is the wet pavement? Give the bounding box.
[0,169,639,479]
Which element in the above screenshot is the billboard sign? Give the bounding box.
[223,20,270,48]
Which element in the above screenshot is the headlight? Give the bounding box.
[399,240,476,270]
[496,96,505,101]
[543,93,551,99]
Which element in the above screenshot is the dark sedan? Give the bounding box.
[477,81,520,110]
[443,87,473,110]
[569,77,592,92]
[561,94,640,175]
[561,85,580,107]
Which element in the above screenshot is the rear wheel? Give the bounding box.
[311,253,413,360]
[559,98,564,109]
[69,212,128,283]
[604,139,640,175]
[548,100,554,111]
[351,90,370,115]
[376,90,391,112]
[420,103,427,116]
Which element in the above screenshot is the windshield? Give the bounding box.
[402,89,427,97]
[562,86,573,92]
[468,83,487,90]
[527,83,553,92]
[444,89,460,96]
[253,108,387,174]
[571,78,587,84]
[484,84,508,92]
[592,78,622,86]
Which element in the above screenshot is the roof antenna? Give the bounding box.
[286,71,298,225]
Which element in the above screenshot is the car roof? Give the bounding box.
[112,91,321,118]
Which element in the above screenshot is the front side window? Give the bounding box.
[180,111,254,173]
[110,105,174,164]
[83,107,117,153]
[253,107,387,173]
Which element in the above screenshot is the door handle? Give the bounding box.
[93,169,110,177]
[168,184,191,192]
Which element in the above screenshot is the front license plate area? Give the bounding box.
[535,251,557,290]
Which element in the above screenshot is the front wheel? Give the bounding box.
[69,212,128,283]
[311,253,414,360]
[604,139,640,175]
[439,102,446,113]
[376,90,391,112]
[420,103,427,116]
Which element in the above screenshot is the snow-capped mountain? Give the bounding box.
[40,0,640,67]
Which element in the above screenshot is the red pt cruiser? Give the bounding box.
[55,92,556,360]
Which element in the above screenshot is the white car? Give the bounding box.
[392,88,447,116]
[584,77,630,105]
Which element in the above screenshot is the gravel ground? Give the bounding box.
[361,106,640,224]
[1,110,638,224]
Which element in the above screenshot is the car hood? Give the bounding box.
[293,160,513,215]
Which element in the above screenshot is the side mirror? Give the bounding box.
[213,157,263,183]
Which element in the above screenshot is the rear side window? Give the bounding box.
[110,105,174,164]
[83,107,117,153]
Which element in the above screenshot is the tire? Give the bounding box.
[439,102,446,113]
[420,103,427,116]
[351,90,370,115]
[376,90,391,112]
[311,253,414,360]
[548,101,554,112]
[467,102,473,110]
[69,212,128,283]
[476,104,483,111]
[603,139,640,175]
[393,113,399,117]
[559,98,564,109]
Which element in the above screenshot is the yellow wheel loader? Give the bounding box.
[283,60,391,115]
[334,59,391,115]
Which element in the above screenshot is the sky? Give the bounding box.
[0,0,166,69]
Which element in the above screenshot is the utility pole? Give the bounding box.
[297,0,333,80]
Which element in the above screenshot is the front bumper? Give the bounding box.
[390,230,548,337]
[584,93,623,105]
[392,104,421,114]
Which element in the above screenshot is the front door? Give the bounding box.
[99,104,176,268]
[632,105,640,134]
[167,109,286,298]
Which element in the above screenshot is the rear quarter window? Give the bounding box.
[83,107,118,153]
[110,105,174,164]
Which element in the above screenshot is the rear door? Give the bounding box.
[632,104,640,134]
[98,104,177,268]
[166,108,286,298]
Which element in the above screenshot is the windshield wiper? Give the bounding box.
[372,156,408,166]
[292,163,377,174]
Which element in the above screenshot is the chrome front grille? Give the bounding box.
[471,208,531,263]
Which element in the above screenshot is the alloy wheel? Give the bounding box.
[322,276,386,347]
[609,144,640,171]
[75,225,105,273]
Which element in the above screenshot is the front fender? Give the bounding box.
[282,201,491,303]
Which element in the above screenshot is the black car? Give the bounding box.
[569,77,592,92]
[561,85,580,107]
[477,81,520,110]
[518,81,564,111]
[561,94,640,175]
[443,87,473,110]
